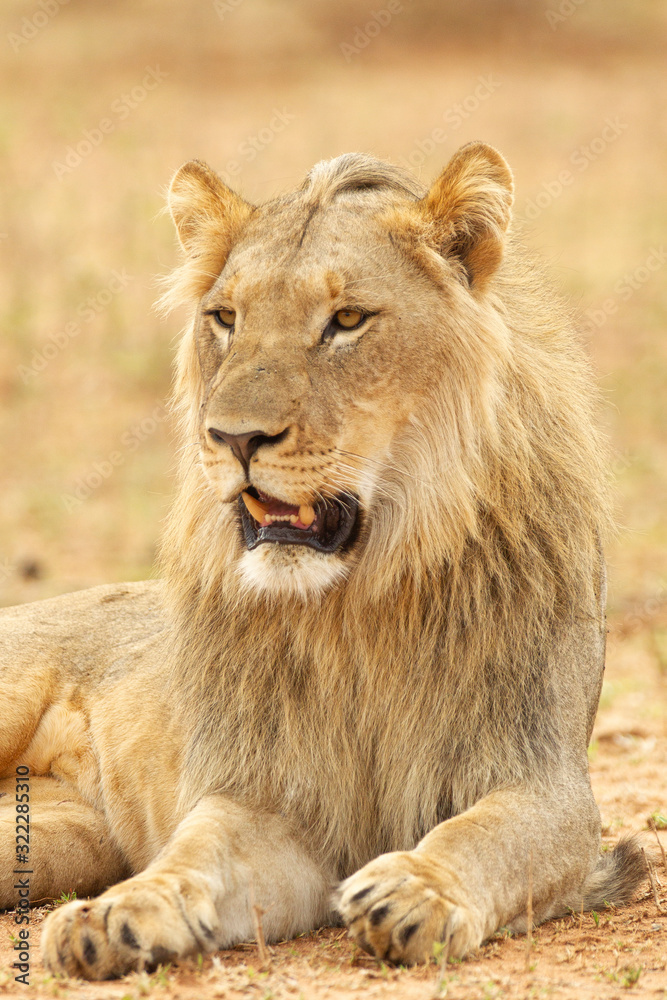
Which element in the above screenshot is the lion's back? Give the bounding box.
[0,579,166,663]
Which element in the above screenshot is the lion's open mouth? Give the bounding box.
[238,488,360,553]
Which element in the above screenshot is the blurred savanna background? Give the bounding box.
[0,0,666,995]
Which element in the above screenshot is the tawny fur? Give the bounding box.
[0,143,645,978]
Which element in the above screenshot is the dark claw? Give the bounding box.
[198,919,215,941]
[82,936,97,966]
[350,885,374,904]
[398,921,419,945]
[120,922,140,949]
[369,903,391,926]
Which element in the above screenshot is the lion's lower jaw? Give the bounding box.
[237,545,350,601]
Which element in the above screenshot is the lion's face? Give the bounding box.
[167,146,514,599]
[195,201,444,598]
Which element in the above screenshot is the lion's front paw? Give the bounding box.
[41,873,218,979]
[335,851,483,965]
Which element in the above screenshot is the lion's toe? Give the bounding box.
[337,852,482,965]
[41,899,128,979]
[41,877,211,980]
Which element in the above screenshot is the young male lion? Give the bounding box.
[0,142,643,978]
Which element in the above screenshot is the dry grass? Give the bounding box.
[0,0,666,996]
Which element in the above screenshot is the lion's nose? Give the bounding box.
[207,427,287,471]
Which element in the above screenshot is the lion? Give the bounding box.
[0,142,644,979]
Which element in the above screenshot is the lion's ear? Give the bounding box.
[167,160,254,296]
[420,142,514,289]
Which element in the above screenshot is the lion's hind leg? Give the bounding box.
[0,775,129,910]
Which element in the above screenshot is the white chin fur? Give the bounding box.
[237,544,349,601]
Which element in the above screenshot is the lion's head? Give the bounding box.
[161,142,608,613]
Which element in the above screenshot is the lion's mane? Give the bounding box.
[158,153,611,877]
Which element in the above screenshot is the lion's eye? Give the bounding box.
[321,308,373,345]
[211,308,236,328]
[334,309,364,330]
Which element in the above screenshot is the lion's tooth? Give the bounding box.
[241,491,270,524]
[289,514,298,524]
[299,504,316,527]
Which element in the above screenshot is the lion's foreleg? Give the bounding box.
[41,794,332,979]
[337,779,602,964]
